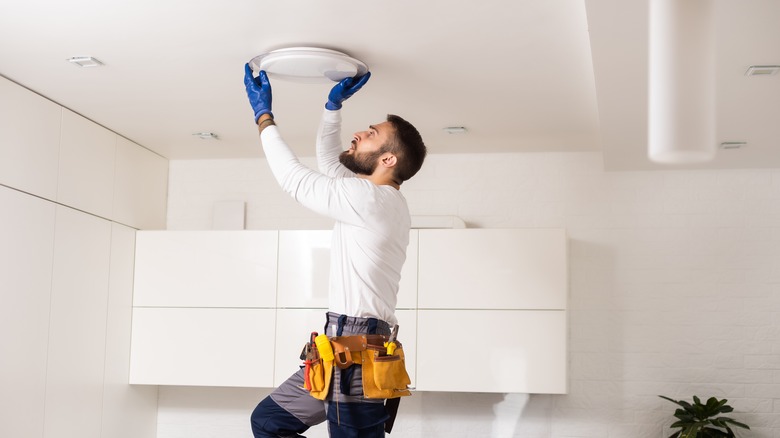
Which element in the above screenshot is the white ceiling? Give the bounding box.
[0,0,778,170]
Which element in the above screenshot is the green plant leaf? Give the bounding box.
[660,395,749,437]
[720,418,750,430]
[680,424,702,438]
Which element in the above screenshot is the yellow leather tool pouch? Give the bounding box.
[319,335,411,399]
[361,343,411,399]
[307,359,333,400]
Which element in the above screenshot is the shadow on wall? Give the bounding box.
[491,393,532,437]
[411,392,553,438]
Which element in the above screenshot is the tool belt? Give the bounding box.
[301,333,412,401]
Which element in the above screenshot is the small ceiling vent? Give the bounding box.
[249,47,368,83]
[67,56,104,68]
[745,65,780,76]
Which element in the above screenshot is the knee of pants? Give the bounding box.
[250,396,308,438]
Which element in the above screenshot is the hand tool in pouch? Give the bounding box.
[303,331,317,391]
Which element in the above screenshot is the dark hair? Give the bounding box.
[383,114,427,183]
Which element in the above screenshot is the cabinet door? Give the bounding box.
[273,308,328,386]
[274,309,418,388]
[130,307,276,387]
[0,186,56,438]
[277,230,418,309]
[44,206,112,438]
[397,230,418,309]
[133,231,278,308]
[112,137,168,230]
[418,229,567,310]
[0,76,61,200]
[394,309,417,387]
[57,109,117,219]
[415,310,567,394]
[277,231,332,308]
[102,224,157,438]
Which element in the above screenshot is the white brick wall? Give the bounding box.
[162,152,780,438]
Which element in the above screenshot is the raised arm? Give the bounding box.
[316,73,371,177]
[244,64,370,225]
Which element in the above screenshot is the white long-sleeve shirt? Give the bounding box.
[260,109,410,326]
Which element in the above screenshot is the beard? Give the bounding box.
[339,149,384,175]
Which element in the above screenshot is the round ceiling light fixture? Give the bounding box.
[249,47,368,83]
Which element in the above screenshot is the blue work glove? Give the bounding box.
[325,72,371,110]
[244,63,273,122]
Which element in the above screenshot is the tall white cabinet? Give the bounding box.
[0,187,56,438]
[0,75,162,438]
[44,207,113,438]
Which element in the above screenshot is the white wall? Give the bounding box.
[164,153,780,437]
[0,75,164,438]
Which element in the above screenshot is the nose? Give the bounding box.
[353,131,367,143]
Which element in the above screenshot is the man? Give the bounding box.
[243,63,427,438]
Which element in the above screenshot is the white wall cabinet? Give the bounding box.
[277,230,332,308]
[57,109,117,219]
[415,310,567,393]
[398,230,418,309]
[418,228,567,310]
[130,228,567,393]
[133,231,278,308]
[0,76,61,200]
[277,230,419,309]
[113,137,168,230]
[414,228,568,394]
[274,308,328,386]
[130,231,279,387]
[130,307,276,387]
[0,77,167,231]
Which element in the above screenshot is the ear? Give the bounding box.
[380,153,397,169]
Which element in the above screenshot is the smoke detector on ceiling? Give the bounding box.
[249,47,368,83]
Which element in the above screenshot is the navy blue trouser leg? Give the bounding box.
[326,400,388,437]
[250,368,326,437]
[250,396,309,438]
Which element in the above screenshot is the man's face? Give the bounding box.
[339,121,394,175]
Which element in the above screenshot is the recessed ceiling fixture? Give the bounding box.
[192,132,219,140]
[647,0,716,164]
[249,47,368,83]
[443,127,468,134]
[67,56,104,67]
[745,65,780,76]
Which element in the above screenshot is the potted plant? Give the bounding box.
[659,395,750,438]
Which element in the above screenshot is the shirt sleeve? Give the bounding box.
[260,124,369,226]
[316,109,354,178]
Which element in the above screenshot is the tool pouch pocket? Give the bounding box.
[362,344,411,399]
[307,358,333,400]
